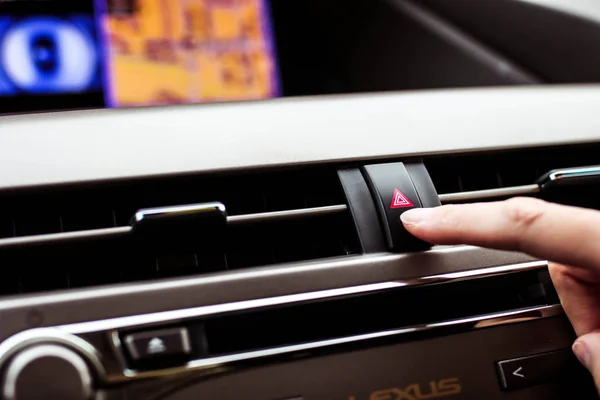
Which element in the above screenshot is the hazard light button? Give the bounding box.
[362,162,440,252]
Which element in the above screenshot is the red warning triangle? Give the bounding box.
[390,188,414,209]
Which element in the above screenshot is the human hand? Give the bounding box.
[401,197,600,390]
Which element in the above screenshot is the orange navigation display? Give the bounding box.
[102,0,279,107]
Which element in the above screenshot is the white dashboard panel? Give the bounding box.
[1,85,600,189]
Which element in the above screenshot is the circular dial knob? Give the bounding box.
[2,344,93,400]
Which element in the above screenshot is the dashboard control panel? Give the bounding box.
[0,313,590,400]
[0,259,594,399]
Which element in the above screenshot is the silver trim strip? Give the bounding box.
[227,204,348,225]
[64,282,406,334]
[0,205,347,249]
[134,202,226,223]
[59,260,547,334]
[414,261,547,282]
[439,184,541,203]
[0,226,132,249]
[119,304,564,380]
[439,164,600,204]
[540,165,600,188]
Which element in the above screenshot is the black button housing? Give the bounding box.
[124,327,192,361]
[497,350,579,390]
[362,162,440,252]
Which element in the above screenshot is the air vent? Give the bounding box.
[0,168,360,297]
[426,143,600,209]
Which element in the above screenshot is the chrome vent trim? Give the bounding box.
[439,184,541,203]
[438,165,600,204]
[540,165,600,188]
[0,205,348,249]
[0,226,132,249]
[227,204,348,225]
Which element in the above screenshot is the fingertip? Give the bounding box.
[573,332,600,394]
[573,339,592,370]
[400,208,434,226]
[573,335,600,395]
[574,331,600,371]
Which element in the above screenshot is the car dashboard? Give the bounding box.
[1,0,600,399]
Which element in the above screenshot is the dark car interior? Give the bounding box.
[1,0,600,398]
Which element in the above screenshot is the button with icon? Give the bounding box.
[362,162,440,252]
[124,328,192,360]
[496,349,577,390]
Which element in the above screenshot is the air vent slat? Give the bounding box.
[62,209,116,232]
[0,219,13,239]
[0,277,19,297]
[458,166,499,192]
[438,185,540,204]
[0,167,360,297]
[427,143,600,206]
[14,213,62,236]
[497,167,533,188]
[0,205,349,250]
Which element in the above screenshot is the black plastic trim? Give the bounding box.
[338,169,387,253]
[405,162,442,208]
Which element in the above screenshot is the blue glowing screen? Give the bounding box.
[0,15,102,95]
[0,0,279,115]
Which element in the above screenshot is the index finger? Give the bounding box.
[401,197,600,271]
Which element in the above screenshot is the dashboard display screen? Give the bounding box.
[1,0,532,115]
[0,0,280,114]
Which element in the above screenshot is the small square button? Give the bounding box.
[497,350,576,390]
[124,327,191,360]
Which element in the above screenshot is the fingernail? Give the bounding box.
[573,340,591,369]
[400,208,434,226]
